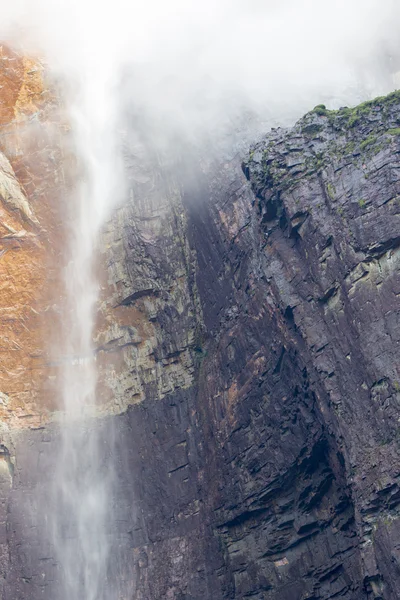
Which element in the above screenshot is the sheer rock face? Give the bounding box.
[95,150,200,413]
[99,95,400,599]
[242,96,400,600]
[3,67,400,598]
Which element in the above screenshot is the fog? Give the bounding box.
[2,0,400,134]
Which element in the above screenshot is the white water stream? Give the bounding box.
[50,58,122,598]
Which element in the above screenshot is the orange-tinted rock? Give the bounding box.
[0,45,48,126]
[0,44,64,428]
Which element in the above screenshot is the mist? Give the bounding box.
[2,0,400,139]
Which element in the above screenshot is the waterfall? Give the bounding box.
[50,60,121,599]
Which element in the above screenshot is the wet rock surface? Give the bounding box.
[4,94,400,598]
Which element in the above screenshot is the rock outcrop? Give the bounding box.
[2,48,400,599]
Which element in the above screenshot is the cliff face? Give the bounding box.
[2,51,400,598]
[242,96,400,600]
[98,93,400,599]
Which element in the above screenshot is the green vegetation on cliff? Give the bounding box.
[244,88,400,210]
[309,89,400,128]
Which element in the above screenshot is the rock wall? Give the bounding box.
[2,49,400,599]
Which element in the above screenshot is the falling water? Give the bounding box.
[50,57,122,599]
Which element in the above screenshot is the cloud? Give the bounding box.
[1,0,400,131]
[1,0,399,218]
